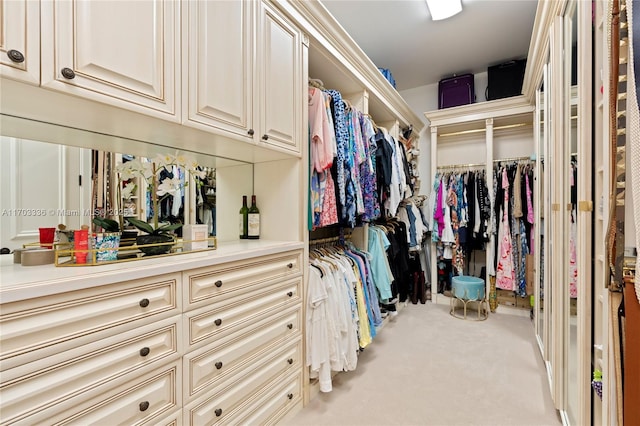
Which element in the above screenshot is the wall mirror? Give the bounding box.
[0,131,252,252]
[563,0,579,423]
[535,62,548,357]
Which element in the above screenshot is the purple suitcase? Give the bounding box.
[438,74,475,109]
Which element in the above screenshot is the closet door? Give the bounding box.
[562,4,579,423]
[534,64,548,359]
[548,16,566,410]
[563,1,592,424]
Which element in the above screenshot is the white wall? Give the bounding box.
[400,72,490,196]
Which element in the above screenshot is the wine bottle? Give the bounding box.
[239,195,248,239]
[247,195,260,239]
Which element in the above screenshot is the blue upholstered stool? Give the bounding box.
[450,275,489,320]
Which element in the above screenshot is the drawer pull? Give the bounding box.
[7,49,25,63]
[139,298,150,308]
[287,323,293,330]
[287,393,293,400]
[61,67,76,79]
[214,280,223,288]
[287,291,293,297]
[215,361,223,369]
[215,318,222,326]
[247,129,255,136]
[140,347,150,357]
[215,408,222,417]
[287,262,293,269]
[287,358,293,365]
[139,401,150,412]
[262,134,269,141]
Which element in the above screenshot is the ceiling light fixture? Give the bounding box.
[425,0,462,20]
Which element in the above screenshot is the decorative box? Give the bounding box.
[182,224,209,251]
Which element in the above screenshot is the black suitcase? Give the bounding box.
[438,74,475,109]
[486,59,526,100]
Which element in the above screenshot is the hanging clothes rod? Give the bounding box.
[493,155,534,163]
[436,156,534,171]
[437,162,486,170]
[439,122,532,138]
[309,234,351,246]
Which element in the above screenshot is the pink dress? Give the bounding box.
[319,171,338,226]
[496,168,515,291]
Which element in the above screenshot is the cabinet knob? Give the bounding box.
[261,134,269,141]
[287,291,293,297]
[287,263,293,269]
[215,408,222,417]
[139,401,150,412]
[139,298,150,308]
[7,49,25,63]
[287,323,293,330]
[287,393,293,400]
[140,347,150,357]
[214,280,223,288]
[215,361,223,369]
[215,318,222,326]
[61,67,76,79]
[287,358,293,365]
[247,129,255,136]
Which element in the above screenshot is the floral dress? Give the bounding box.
[496,168,515,290]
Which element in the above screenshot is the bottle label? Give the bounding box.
[248,213,260,237]
[239,214,244,236]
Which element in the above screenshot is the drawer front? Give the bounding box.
[185,306,300,401]
[185,339,301,426]
[234,371,302,426]
[0,274,180,371]
[153,408,183,426]
[1,316,180,425]
[35,360,181,426]
[186,277,301,349]
[185,250,302,308]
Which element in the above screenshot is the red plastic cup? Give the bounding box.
[74,229,89,264]
[39,227,56,248]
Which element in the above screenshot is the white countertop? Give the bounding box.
[0,240,305,303]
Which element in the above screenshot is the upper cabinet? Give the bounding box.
[255,0,303,154]
[40,0,180,119]
[183,0,254,139]
[0,0,40,85]
[184,0,303,155]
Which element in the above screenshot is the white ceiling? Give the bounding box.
[320,0,539,91]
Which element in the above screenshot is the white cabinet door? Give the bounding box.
[0,0,39,84]
[184,0,254,139]
[41,0,179,118]
[256,1,302,155]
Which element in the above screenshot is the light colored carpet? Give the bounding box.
[283,303,561,426]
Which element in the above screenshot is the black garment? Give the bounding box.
[398,142,413,192]
[408,253,426,304]
[385,221,411,302]
[374,130,394,220]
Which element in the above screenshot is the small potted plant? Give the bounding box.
[116,153,205,256]
[126,217,183,256]
[91,217,122,262]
